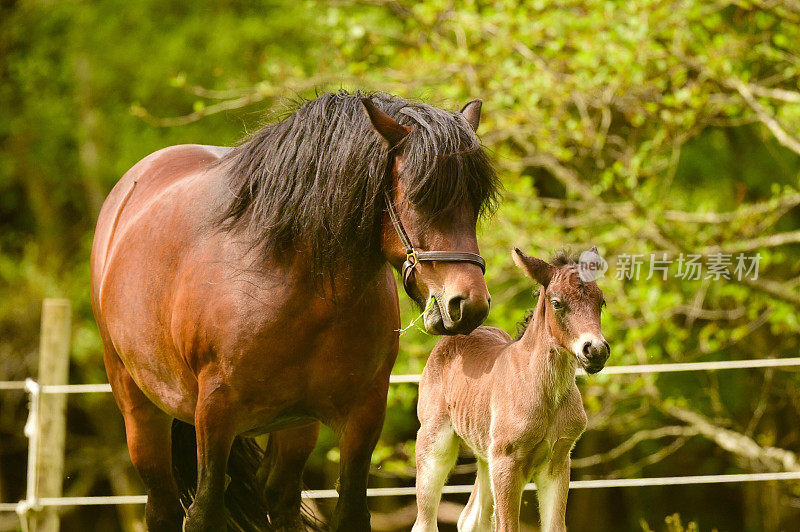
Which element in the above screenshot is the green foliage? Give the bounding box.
[641,513,716,532]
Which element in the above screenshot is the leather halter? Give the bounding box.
[384,191,486,297]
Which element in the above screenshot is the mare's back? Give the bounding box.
[91,144,229,297]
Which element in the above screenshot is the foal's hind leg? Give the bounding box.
[105,348,183,531]
[184,379,237,532]
[411,420,459,532]
[258,422,321,531]
[457,459,493,532]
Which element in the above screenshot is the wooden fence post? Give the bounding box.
[31,298,71,532]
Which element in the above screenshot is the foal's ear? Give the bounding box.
[360,97,411,148]
[460,99,482,132]
[512,248,554,287]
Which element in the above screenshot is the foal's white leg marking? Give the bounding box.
[488,449,527,532]
[535,456,571,532]
[412,422,459,532]
[457,459,493,532]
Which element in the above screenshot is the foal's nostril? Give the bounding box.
[582,342,592,357]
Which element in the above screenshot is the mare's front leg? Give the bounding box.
[258,421,321,531]
[184,378,237,532]
[329,389,388,532]
[534,440,574,532]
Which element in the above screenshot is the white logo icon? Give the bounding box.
[578,249,608,282]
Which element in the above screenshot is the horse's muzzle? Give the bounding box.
[424,292,490,335]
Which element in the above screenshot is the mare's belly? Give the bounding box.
[240,416,317,437]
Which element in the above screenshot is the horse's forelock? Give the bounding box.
[215,90,499,284]
[398,104,498,221]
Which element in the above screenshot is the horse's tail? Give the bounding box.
[170,420,323,531]
[171,419,269,531]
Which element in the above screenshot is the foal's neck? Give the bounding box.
[515,296,578,405]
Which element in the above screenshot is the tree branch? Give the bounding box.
[740,276,800,307]
[748,83,800,104]
[572,426,698,469]
[663,404,800,472]
[727,77,800,157]
[699,230,800,254]
[132,90,268,127]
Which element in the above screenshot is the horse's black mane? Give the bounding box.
[514,250,578,340]
[216,90,500,282]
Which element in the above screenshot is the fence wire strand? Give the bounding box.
[3,356,800,512]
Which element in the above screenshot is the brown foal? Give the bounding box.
[413,248,609,532]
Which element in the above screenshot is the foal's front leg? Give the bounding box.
[184,380,237,532]
[488,446,530,532]
[534,441,573,532]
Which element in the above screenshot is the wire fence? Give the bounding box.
[2,357,800,519]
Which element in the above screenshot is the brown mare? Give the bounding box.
[412,248,609,532]
[90,91,500,531]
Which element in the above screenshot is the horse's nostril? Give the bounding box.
[447,295,465,323]
[582,342,592,356]
[603,341,610,355]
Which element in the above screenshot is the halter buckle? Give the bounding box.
[406,250,419,268]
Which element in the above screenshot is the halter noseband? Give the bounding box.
[384,191,486,297]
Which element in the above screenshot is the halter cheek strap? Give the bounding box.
[384,191,486,297]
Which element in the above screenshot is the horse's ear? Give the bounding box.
[360,97,411,148]
[460,99,482,131]
[513,248,554,287]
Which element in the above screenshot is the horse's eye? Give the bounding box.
[551,299,563,310]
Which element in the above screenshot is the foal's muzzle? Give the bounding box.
[582,338,610,374]
[574,335,609,374]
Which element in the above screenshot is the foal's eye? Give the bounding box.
[551,299,563,310]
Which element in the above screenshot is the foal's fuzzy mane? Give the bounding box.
[216,90,500,282]
[549,250,579,267]
[514,249,579,340]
